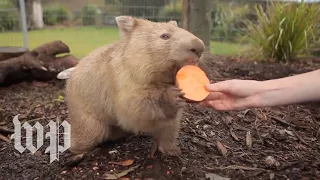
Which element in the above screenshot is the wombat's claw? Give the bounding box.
[65,153,85,167]
[172,87,185,97]
[149,141,158,158]
[158,145,182,157]
[170,87,187,108]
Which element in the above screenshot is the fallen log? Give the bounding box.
[0,41,78,86]
[33,40,70,56]
[0,46,29,61]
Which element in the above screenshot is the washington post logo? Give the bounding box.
[10,114,71,163]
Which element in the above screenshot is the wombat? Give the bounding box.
[65,16,205,162]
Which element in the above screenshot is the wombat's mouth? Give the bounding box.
[178,59,200,69]
[174,57,200,77]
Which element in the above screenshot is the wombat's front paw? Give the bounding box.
[149,141,181,158]
[158,144,181,156]
[165,86,187,108]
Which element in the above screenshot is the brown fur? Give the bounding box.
[65,16,205,159]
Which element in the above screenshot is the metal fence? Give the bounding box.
[1,0,309,57]
[36,0,256,42]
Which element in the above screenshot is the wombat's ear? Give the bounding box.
[115,16,136,38]
[168,20,178,27]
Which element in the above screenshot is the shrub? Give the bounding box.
[0,11,20,32]
[43,5,69,25]
[81,4,98,26]
[212,3,251,42]
[243,0,320,62]
[0,0,20,32]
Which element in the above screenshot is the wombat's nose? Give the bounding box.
[189,39,205,58]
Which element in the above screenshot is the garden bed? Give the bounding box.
[0,55,320,180]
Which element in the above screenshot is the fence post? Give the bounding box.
[19,0,29,49]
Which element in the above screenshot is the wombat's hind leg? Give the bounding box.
[108,125,133,141]
[65,115,107,166]
[149,122,181,158]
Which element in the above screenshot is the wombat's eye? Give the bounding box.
[160,33,170,40]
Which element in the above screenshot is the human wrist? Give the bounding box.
[247,79,289,108]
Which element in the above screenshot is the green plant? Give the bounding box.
[43,5,69,25]
[211,3,251,42]
[0,0,20,32]
[243,0,320,62]
[81,4,98,26]
[0,11,20,32]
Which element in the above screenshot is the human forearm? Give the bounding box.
[253,69,320,107]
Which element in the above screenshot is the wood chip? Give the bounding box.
[205,173,230,180]
[206,165,263,171]
[224,116,233,125]
[230,128,239,141]
[0,134,11,143]
[253,109,267,121]
[216,140,227,156]
[0,126,14,134]
[102,165,139,179]
[0,121,6,126]
[270,115,294,127]
[265,156,280,167]
[316,128,320,139]
[32,81,49,87]
[292,130,308,146]
[246,131,252,149]
[108,159,134,167]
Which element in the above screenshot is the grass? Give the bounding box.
[0,26,246,59]
[243,0,320,62]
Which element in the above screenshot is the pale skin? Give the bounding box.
[199,69,320,111]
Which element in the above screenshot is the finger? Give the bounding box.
[199,100,229,111]
[208,100,231,111]
[205,80,234,92]
[231,97,254,111]
[199,100,211,108]
[203,92,224,101]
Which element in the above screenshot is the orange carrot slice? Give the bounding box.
[176,65,210,101]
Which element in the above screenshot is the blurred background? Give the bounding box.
[0,0,319,62]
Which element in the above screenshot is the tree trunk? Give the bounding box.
[182,0,212,51]
[13,0,42,30]
[0,41,78,86]
[32,0,44,29]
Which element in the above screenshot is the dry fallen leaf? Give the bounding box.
[102,165,140,179]
[216,140,227,156]
[246,131,252,149]
[108,159,134,167]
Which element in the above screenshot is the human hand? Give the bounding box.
[199,79,264,110]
